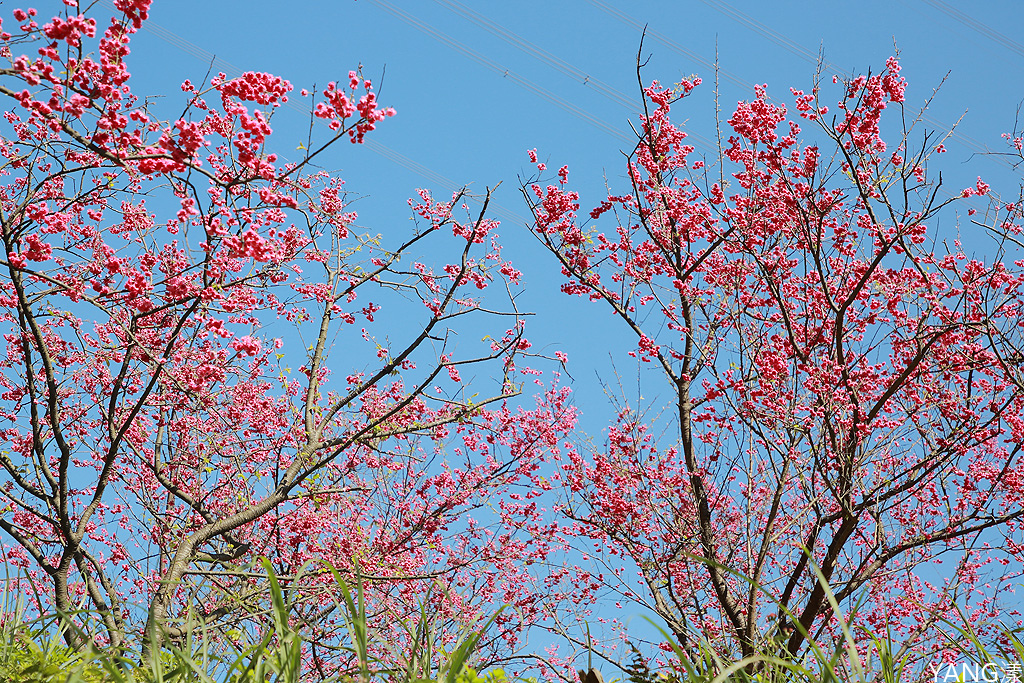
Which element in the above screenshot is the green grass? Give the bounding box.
[1,559,1020,683]
[0,559,504,683]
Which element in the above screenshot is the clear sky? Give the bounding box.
[106,0,1024,643]
[115,0,1024,414]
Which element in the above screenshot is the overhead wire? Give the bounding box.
[428,0,719,154]
[584,0,755,94]
[367,0,632,146]
[93,0,527,226]
[917,0,1024,61]
[580,0,811,157]
[430,0,637,111]
[692,0,823,67]
[690,0,1013,169]
[102,0,725,195]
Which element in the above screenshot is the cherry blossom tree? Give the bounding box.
[0,0,572,671]
[522,53,1024,668]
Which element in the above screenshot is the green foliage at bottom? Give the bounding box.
[1,559,1021,683]
[0,559,500,683]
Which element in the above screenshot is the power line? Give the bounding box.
[432,0,637,111]
[431,0,719,154]
[368,0,632,145]
[584,0,755,94]
[93,0,528,226]
[691,0,1012,168]
[693,0,823,67]
[918,0,1024,61]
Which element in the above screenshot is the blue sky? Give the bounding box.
[118,0,1024,410]
[106,0,1024,646]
